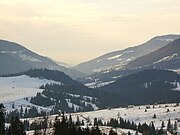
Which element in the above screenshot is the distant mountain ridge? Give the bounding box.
[75,34,180,74]
[0,39,85,79]
[127,37,180,70]
[77,34,180,88]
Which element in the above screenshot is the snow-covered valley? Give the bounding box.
[0,75,62,110]
[0,74,98,114]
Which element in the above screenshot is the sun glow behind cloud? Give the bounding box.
[0,0,180,65]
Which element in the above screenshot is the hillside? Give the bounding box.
[127,37,180,70]
[99,69,180,107]
[75,34,180,74]
[0,69,98,114]
[0,52,33,74]
[1,69,180,118]
[28,69,180,110]
[26,103,180,135]
[1,69,180,135]
[0,39,85,79]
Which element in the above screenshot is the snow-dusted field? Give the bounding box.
[25,104,180,135]
[0,75,61,109]
[27,103,180,135]
[1,75,180,134]
[0,75,98,113]
[66,103,180,129]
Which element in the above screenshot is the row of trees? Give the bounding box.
[53,113,103,135]
[0,104,5,135]
[93,116,179,135]
[52,114,179,135]
[0,103,26,135]
[1,102,179,135]
[33,113,178,135]
[93,117,154,134]
[31,84,96,114]
[6,106,46,123]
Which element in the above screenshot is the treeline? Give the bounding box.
[30,83,97,114]
[0,103,51,134]
[0,103,26,135]
[0,68,77,86]
[1,103,179,135]
[53,113,104,135]
[3,68,180,110]
[93,116,155,135]
[93,116,178,135]
[99,69,180,107]
[5,104,47,122]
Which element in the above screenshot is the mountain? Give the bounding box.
[0,39,85,79]
[126,37,180,70]
[75,34,180,74]
[76,35,180,88]
[1,69,98,114]
[99,69,180,106]
[0,52,33,74]
[54,60,72,68]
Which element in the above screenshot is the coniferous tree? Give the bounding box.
[12,102,15,109]
[34,125,42,135]
[81,120,84,126]
[14,116,20,135]
[98,119,103,126]
[68,115,73,125]
[157,128,164,135]
[41,116,48,135]
[20,105,23,118]
[19,121,26,135]
[24,120,30,131]
[53,113,107,135]
[94,117,98,126]
[109,129,117,135]
[141,123,149,135]
[174,121,177,132]
[167,119,172,133]
[76,115,80,126]
[0,103,5,135]
[149,122,155,135]
[153,114,156,119]
[24,108,28,118]
[161,121,165,129]
[54,113,68,135]
[91,126,102,135]
[8,116,26,135]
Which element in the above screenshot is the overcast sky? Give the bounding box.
[0,0,180,65]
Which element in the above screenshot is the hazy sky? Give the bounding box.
[0,0,180,65]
